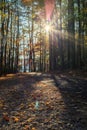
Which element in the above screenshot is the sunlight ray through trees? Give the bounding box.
[0,0,87,75]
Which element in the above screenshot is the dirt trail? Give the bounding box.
[0,73,87,130]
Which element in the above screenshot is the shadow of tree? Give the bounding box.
[53,74,87,130]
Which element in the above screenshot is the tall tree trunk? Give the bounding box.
[68,0,75,69]
[4,4,10,74]
[0,0,5,75]
[77,0,82,68]
[59,0,64,69]
[16,7,20,72]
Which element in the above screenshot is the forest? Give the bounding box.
[0,0,87,75]
[0,1,87,129]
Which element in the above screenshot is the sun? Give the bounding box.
[45,24,50,32]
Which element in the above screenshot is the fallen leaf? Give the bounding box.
[13,116,19,122]
[3,114,9,122]
[27,118,33,122]
[46,101,50,106]
[0,100,4,108]
[29,103,34,108]
[23,125,30,130]
[31,127,36,130]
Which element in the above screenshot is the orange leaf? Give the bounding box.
[13,117,19,122]
[31,127,36,130]
[46,101,50,106]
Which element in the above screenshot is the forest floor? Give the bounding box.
[0,72,87,130]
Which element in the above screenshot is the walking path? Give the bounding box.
[0,72,87,130]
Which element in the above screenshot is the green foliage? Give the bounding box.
[0,2,6,9]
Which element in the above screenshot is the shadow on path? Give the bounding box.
[0,72,87,130]
[53,74,87,130]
